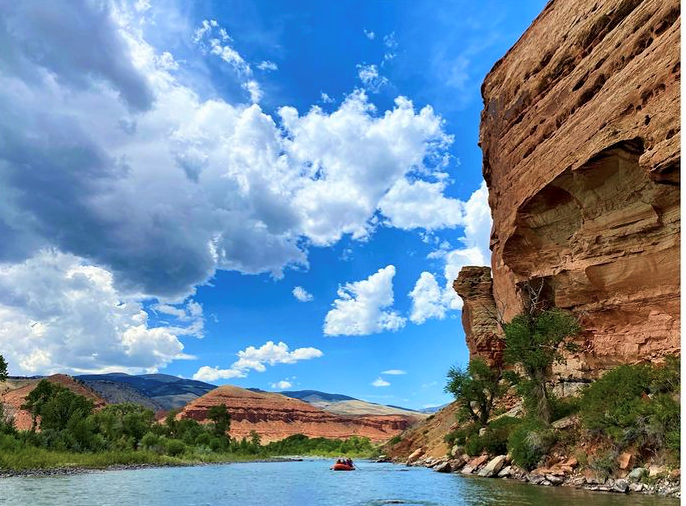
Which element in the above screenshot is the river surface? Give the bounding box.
[0,460,678,506]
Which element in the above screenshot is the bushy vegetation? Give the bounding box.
[579,356,680,457]
[445,358,505,427]
[263,434,374,457]
[506,418,556,470]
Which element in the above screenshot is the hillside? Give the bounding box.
[77,373,216,411]
[178,384,421,443]
[0,374,107,430]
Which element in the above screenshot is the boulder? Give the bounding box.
[627,467,647,482]
[562,456,578,468]
[613,479,629,493]
[528,474,547,485]
[552,416,577,430]
[451,445,463,458]
[468,454,489,469]
[546,474,564,485]
[461,465,475,475]
[407,448,424,463]
[617,452,634,470]
[584,469,606,485]
[434,462,451,473]
[629,483,644,493]
[478,456,507,477]
[478,427,487,437]
[498,466,512,478]
[649,465,667,478]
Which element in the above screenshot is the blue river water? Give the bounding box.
[0,460,678,506]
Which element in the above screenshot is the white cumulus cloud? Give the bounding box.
[324,265,405,336]
[381,369,406,375]
[270,380,293,389]
[356,63,388,93]
[257,60,278,72]
[192,341,323,382]
[292,286,313,302]
[409,181,491,321]
[0,250,197,375]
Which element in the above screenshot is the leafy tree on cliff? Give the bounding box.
[0,354,7,383]
[503,307,581,424]
[207,403,231,437]
[445,358,505,427]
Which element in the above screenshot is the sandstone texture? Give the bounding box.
[475,0,680,379]
[177,385,419,443]
[453,266,505,367]
[0,374,107,430]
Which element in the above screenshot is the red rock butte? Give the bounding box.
[457,0,680,383]
[0,374,107,431]
[177,385,420,443]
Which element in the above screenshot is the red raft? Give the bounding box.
[332,463,355,471]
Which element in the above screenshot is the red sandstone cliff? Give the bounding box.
[468,0,680,380]
[177,385,420,443]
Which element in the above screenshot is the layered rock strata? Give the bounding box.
[471,0,680,379]
[178,385,419,443]
[453,266,504,367]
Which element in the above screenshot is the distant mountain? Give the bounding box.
[280,390,357,403]
[418,404,449,414]
[76,373,216,411]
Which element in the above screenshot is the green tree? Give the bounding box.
[207,403,231,437]
[0,354,7,383]
[445,358,504,427]
[503,308,581,424]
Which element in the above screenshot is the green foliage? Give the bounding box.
[263,434,375,458]
[165,439,186,456]
[0,354,7,383]
[579,358,680,458]
[207,404,231,437]
[443,423,478,447]
[445,358,505,426]
[503,309,581,423]
[589,450,617,479]
[388,435,402,446]
[460,417,523,457]
[507,419,556,470]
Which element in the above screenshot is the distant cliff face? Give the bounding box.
[473,0,680,380]
[178,385,419,443]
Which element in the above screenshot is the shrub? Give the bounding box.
[579,358,680,458]
[165,439,186,456]
[445,358,505,426]
[388,435,402,446]
[139,432,159,449]
[507,419,556,470]
[480,417,522,455]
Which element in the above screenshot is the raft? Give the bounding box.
[332,463,355,471]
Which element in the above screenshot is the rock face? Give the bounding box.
[177,385,418,443]
[475,0,680,379]
[0,375,107,430]
[453,266,505,367]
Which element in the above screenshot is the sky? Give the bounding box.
[0,0,546,410]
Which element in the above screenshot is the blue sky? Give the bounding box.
[0,0,545,410]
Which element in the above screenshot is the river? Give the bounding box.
[0,460,678,506]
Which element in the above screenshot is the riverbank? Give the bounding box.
[390,452,681,499]
[0,456,304,478]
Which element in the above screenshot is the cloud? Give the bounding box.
[409,181,491,320]
[408,271,446,323]
[292,286,313,302]
[192,340,323,382]
[242,80,263,103]
[257,61,278,72]
[320,92,335,104]
[383,32,398,61]
[270,380,292,389]
[356,64,388,93]
[372,377,390,387]
[0,0,473,373]
[0,250,197,375]
[363,29,375,40]
[381,369,406,375]
[324,265,405,336]
[379,178,464,230]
